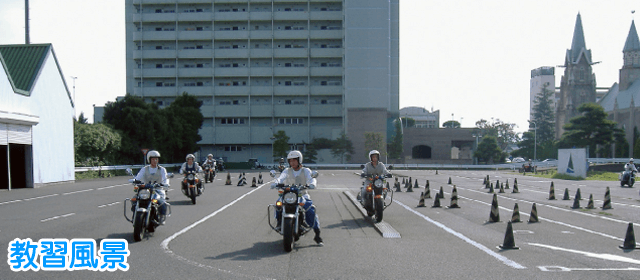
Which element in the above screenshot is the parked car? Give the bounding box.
[512,157,525,163]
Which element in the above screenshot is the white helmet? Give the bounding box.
[630,158,634,163]
[287,150,303,164]
[147,150,160,163]
[207,154,213,158]
[368,150,380,161]
[186,154,196,161]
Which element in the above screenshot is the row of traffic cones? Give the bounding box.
[223,172,262,187]
[416,185,458,208]
[548,182,611,210]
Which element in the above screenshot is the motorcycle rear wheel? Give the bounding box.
[283,218,294,252]
[374,199,384,223]
[133,212,145,242]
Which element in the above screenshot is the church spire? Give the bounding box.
[623,20,640,52]
[567,13,592,65]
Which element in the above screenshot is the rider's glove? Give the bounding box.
[270,183,277,189]
[308,184,316,189]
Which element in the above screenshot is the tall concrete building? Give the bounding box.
[125,0,399,163]
[556,13,597,139]
[529,66,556,120]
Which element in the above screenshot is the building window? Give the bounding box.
[224,145,243,152]
[278,118,305,125]
[221,118,245,125]
[156,82,163,87]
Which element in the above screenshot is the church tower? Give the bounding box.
[620,20,640,91]
[556,13,597,139]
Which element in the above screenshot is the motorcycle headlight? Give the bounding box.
[374,179,383,188]
[187,174,195,180]
[283,192,297,204]
[138,189,151,200]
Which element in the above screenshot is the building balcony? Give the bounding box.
[274,86,309,96]
[249,86,273,95]
[250,49,273,58]
[249,12,272,21]
[134,0,212,4]
[134,68,176,78]
[178,68,212,77]
[133,13,177,23]
[274,30,309,39]
[215,127,250,144]
[274,48,308,57]
[133,31,176,41]
[274,12,309,21]
[178,31,213,40]
[250,105,272,117]
[273,127,309,144]
[310,85,342,95]
[215,86,250,96]
[178,12,213,22]
[215,49,249,58]
[214,12,249,21]
[274,105,308,116]
[250,67,273,76]
[214,68,250,77]
[309,30,342,39]
[310,104,342,117]
[310,11,342,21]
[310,48,342,57]
[133,50,177,60]
[198,127,214,145]
[249,30,273,39]
[310,67,342,76]
[274,67,308,76]
[134,87,179,97]
[250,126,274,143]
[201,105,215,118]
[177,49,213,59]
[215,105,249,117]
[178,86,213,96]
[214,31,249,40]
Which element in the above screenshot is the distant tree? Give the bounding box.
[364,132,386,160]
[475,118,519,151]
[558,103,617,157]
[516,131,535,160]
[401,117,415,128]
[474,136,505,164]
[388,119,403,160]
[531,84,556,144]
[74,122,121,166]
[613,128,629,158]
[331,132,354,163]
[160,92,203,163]
[272,130,290,160]
[76,112,89,124]
[442,120,460,128]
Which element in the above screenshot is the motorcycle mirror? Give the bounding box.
[128,179,135,183]
[388,165,393,170]
[269,170,276,178]
[167,172,174,178]
[126,168,133,176]
[360,164,364,169]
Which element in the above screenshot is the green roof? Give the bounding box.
[0,44,51,95]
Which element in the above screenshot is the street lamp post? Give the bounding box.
[529,120,537,162]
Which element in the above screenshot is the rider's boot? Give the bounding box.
[313,228,324,246]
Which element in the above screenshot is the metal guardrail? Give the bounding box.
[75,163,182,173]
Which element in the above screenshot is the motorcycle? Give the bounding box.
[620,170,635,187]
[217,159,225,172]
[181,170,203,204]
[203,163,215,183]
[124,168,172,242]
[267,170,319,252]
[358,173,393,223]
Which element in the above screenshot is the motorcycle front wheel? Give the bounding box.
[374,198,384,223]
[190,188,197,204]
[283,218,294,252]
[133,212,145,242]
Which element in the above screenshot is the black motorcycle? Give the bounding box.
[620,170,635,187]
[181,170,203,204]
[203,163,215,183]
[359,173,393,223]
[124,169,171,242]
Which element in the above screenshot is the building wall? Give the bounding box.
[347,108,388,163]
[402,127,475,164]
[530,67,555,120]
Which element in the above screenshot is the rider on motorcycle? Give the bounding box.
[180,154,204,195]
[360,150,391,201]
[134,150,170,224]
[271,150,323,245]
[625,158,638,173]
[203,154,217,171]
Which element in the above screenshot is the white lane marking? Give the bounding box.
[538,266,640,271]
[395,200,526,269]
[97,183,129,190]
[0,199,22,205]
[62,189,94,195]
[40,212,75,223]
[529,243,640,265]
[98,201,121,208]
[23,194,59,201]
